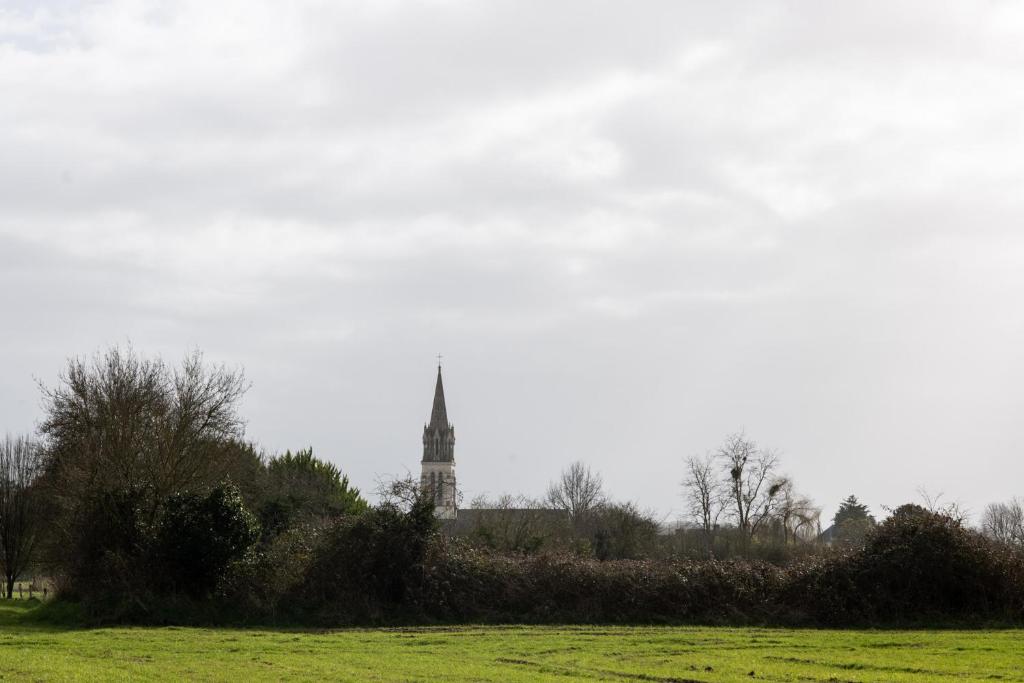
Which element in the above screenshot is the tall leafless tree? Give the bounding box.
[546,461,605,526]
[717,433,785,545]
[682,454,724,557]
[775,479,821,545]
[37,344,250,578]
[981,499,1024,546]
[0,435,44,598]
[39,345,248,512]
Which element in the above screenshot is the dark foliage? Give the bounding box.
[413,540,784,624]
[220,522,322,617]
[290,495,437,623]
[258,448,368,538]
[154,483,260,598]
[785,504,1024,624]
[62,489,151,608]
[0,435,46,598]
[588,502,661,560]
[408,506,1024,626]
[60,482,259,621]
[52,496,1024,628]
[833,495,874,526]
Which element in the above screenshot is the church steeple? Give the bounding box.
[422,364,455,464]
[421,362,457,519]
[428,365,448,430]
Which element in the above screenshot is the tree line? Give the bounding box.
[1,344,1023,625]
[0,346,368,606]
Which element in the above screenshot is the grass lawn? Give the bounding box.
[0,602,1022,682]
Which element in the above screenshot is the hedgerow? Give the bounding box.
[408,504,1024,626]
[67,500,1024,627]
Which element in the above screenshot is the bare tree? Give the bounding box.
[775,479,821,545]
[36,345,250,583]
[917,487,969,525]
[39,345,248,513]
[717,433,785,545]
[545,461,605,526]
[0,435,44,598]
[375,471,425,512]
[682,454,724,557]
[981,499,1024,546]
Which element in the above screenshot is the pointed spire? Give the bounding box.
[428,364,448,429]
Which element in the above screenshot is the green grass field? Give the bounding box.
[1,602,1022,682]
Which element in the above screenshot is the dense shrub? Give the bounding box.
[217,522,323,621]
[52,500,1024,627]
[588,503,661,560]
[154,483,260,598]
[57,482,260,622]
[290,496,437,623]
[785,504,1024,624]
[402,504,1024,626]
[61,489,152,608]
[412,539,784,624]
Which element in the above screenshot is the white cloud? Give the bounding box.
[1,0,1023,521]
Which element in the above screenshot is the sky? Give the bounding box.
[2,1,1023,525]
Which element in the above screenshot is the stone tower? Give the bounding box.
[420,364,457,519]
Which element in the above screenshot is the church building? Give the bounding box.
[417,364,568,537]
[420,364,458,519]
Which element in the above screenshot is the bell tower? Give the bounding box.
[420,363,457,519]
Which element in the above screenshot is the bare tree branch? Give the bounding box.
[0,435,44,598]
[545,461,605,526]
[981,499,1024,546]
[717,432,785,546]
[681,453,724,558]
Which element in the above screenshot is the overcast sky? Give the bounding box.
[2,1,1023,523]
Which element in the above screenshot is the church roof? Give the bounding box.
[428,365,448,429]
[442,507,570,535]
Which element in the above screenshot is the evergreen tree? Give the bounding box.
[260,448,367,536]
[831,494,876,546]
[833,495,874,526]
